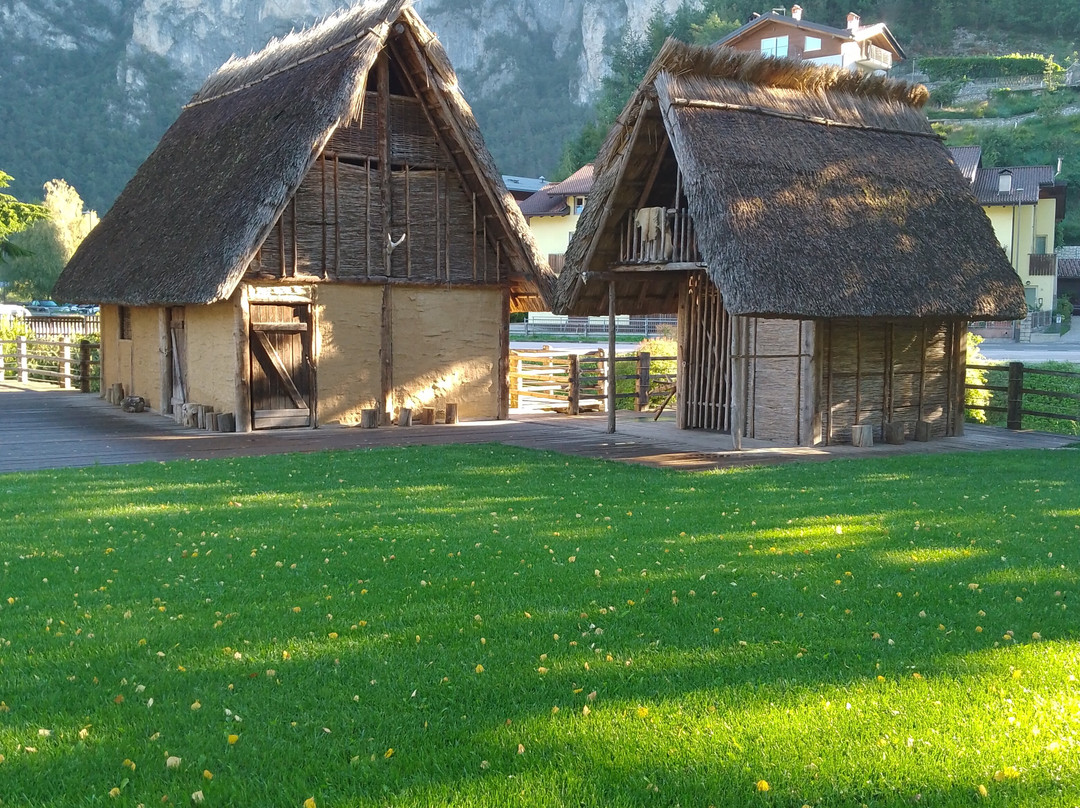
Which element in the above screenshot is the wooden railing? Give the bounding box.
[27,316,100,338]
[966,361,1080,430]
[1028,253,1057,277]
[510,349,677,414]
[619,207,702,265]
[860,42,893,70]
[0,336,101,392]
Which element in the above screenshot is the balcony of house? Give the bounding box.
[617,207,704,270]
[857,42,893,71]
[1028,253,1057,277]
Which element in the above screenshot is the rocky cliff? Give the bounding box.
[0,0,692,209]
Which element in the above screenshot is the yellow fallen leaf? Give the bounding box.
[517,743,525,754]
[475,664,484,674]
[109,787,121,798]
[384,748,394,759]
[203,769,213,780]
[228,734,239,745]
[304,799,317,808]
[166,755,181,770]
[756,779,770,792]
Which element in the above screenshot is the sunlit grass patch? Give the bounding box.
[0,445,1078,806]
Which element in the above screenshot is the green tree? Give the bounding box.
[2,180,98,301]
[0,171,48,266]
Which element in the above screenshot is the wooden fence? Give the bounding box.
[965,362,1080,430]
[27,316,100,338]
[509,349,677,414]
[0,336,101,392]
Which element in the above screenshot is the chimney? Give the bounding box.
[791,5,803,20]
[847,11,860,30]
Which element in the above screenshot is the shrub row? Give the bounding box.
[919,54,1063,82]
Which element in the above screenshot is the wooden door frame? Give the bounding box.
[247,299,315,430]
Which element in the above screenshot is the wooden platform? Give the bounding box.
[0,380,1075,475]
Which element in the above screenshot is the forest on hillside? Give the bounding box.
[1,0,1078,224]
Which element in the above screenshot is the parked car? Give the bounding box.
[27,300,61,316]
[0,303,31,319]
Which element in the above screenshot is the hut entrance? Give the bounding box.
[678,272,731,431]
[249,303,314,429]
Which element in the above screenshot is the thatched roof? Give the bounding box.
[54,0,552,310]
[555,41,1025,321]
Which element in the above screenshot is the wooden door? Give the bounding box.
[249,303,313,429]
[169,307,187,415]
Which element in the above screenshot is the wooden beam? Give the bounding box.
[333,155,340,279]
[377,53,393,277]
[234,288,252,433]
[158,308,171,415]
[498,286,511,419]
[607,281,616,434]
[380,285,394,424]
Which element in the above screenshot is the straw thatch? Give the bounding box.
[54,0,552,310]
[555,40,1025,321]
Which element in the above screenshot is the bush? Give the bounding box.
[613,336,677,411]
[929,80,964,108]
[919,55,1063,82]
[965,332,991,424]
[0,315,34,380]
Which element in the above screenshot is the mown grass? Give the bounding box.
[1,445,1078,807]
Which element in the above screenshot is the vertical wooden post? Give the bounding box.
[568,354,581,415]
[377,54,392,278]
[1006,361,1024,430]
[61,340,72,390]
[79,340,91,393]
[498,287,510,420]
[607,281,616,434]
[676,279,688,429]
[380,285,394,425]
[952,322,967,437]
[158,308,171,413]
[16,335,28,383]
[798,321,816,446]
[730,316,743,450]
[234,287,252,433]
[636,351,651,411]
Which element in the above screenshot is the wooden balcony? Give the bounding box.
[857,42,893,71]
[1028,253,1057,277]
[618,207,703,267]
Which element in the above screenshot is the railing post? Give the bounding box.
[568,354,580,415]
[637,351,651,411]
[16,335,28,383]
[62,340,72,390]
[1006,361,1024,430]
[79,339,92,394]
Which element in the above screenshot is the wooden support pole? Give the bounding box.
[607,280,616,434]
[334,154,340,279]
[498,286,510,419]
[568,354,581,416]
[234,287,252,433]
[637,351,651,411]
[405,164,412,278]
[16,336,28,383]
[953,323,967,437]
[730,316,743,450]
[378,54,392,278]
[158,309,171,412]
[79,339,91,394]
[380,285,394,425]
[320,153,327,278]
[1006,361,1024,430]
[61,341,72,390]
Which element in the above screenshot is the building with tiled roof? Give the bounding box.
[949,145,1067,336]
[517,164,594,266]
[716,5,904,74]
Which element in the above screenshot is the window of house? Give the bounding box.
[998,171,1013,193]
[761,36,789,58]
[119,306,132,340]
[1035,235,1048,254]
[805,36,821,51]
[573,197,585,214]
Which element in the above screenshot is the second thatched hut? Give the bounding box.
[555,41,1024,446]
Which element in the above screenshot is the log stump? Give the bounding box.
[360,408,380,429]
[217,412,236,433]
[398,407,413,427]
[914,420,933,442]
[421,407,436,425]
[883,422,906,445]
[851,424,874,448]
[445,403,459,424]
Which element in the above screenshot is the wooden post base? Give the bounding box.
[421,407,436,425]
[445,403,458,424]
[883,422,906,445]
[398,407,413,426]
[360,408,379,429]
[914,420,932,442]
[851,424,874,448]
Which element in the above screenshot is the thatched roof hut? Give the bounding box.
[555,40,1024,321]
[55,0,553,312]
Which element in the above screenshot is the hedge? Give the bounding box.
[919,54,1063,82]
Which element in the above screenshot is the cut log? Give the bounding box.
[207,411,219,432]
[914,420,932,442]
[851,424,874,448]
[360,408,379,429]
[398,407,413,426]
[421,407,436,425]
[883,422,906,445]
[445,403,459,424]
[217,412,236,433]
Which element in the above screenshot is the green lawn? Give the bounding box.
[1,445,1078,807]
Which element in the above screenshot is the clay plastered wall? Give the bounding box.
[391,287,502,419]
[128,307,162,410]
[315,285,383,425]
[183,301,239,413]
